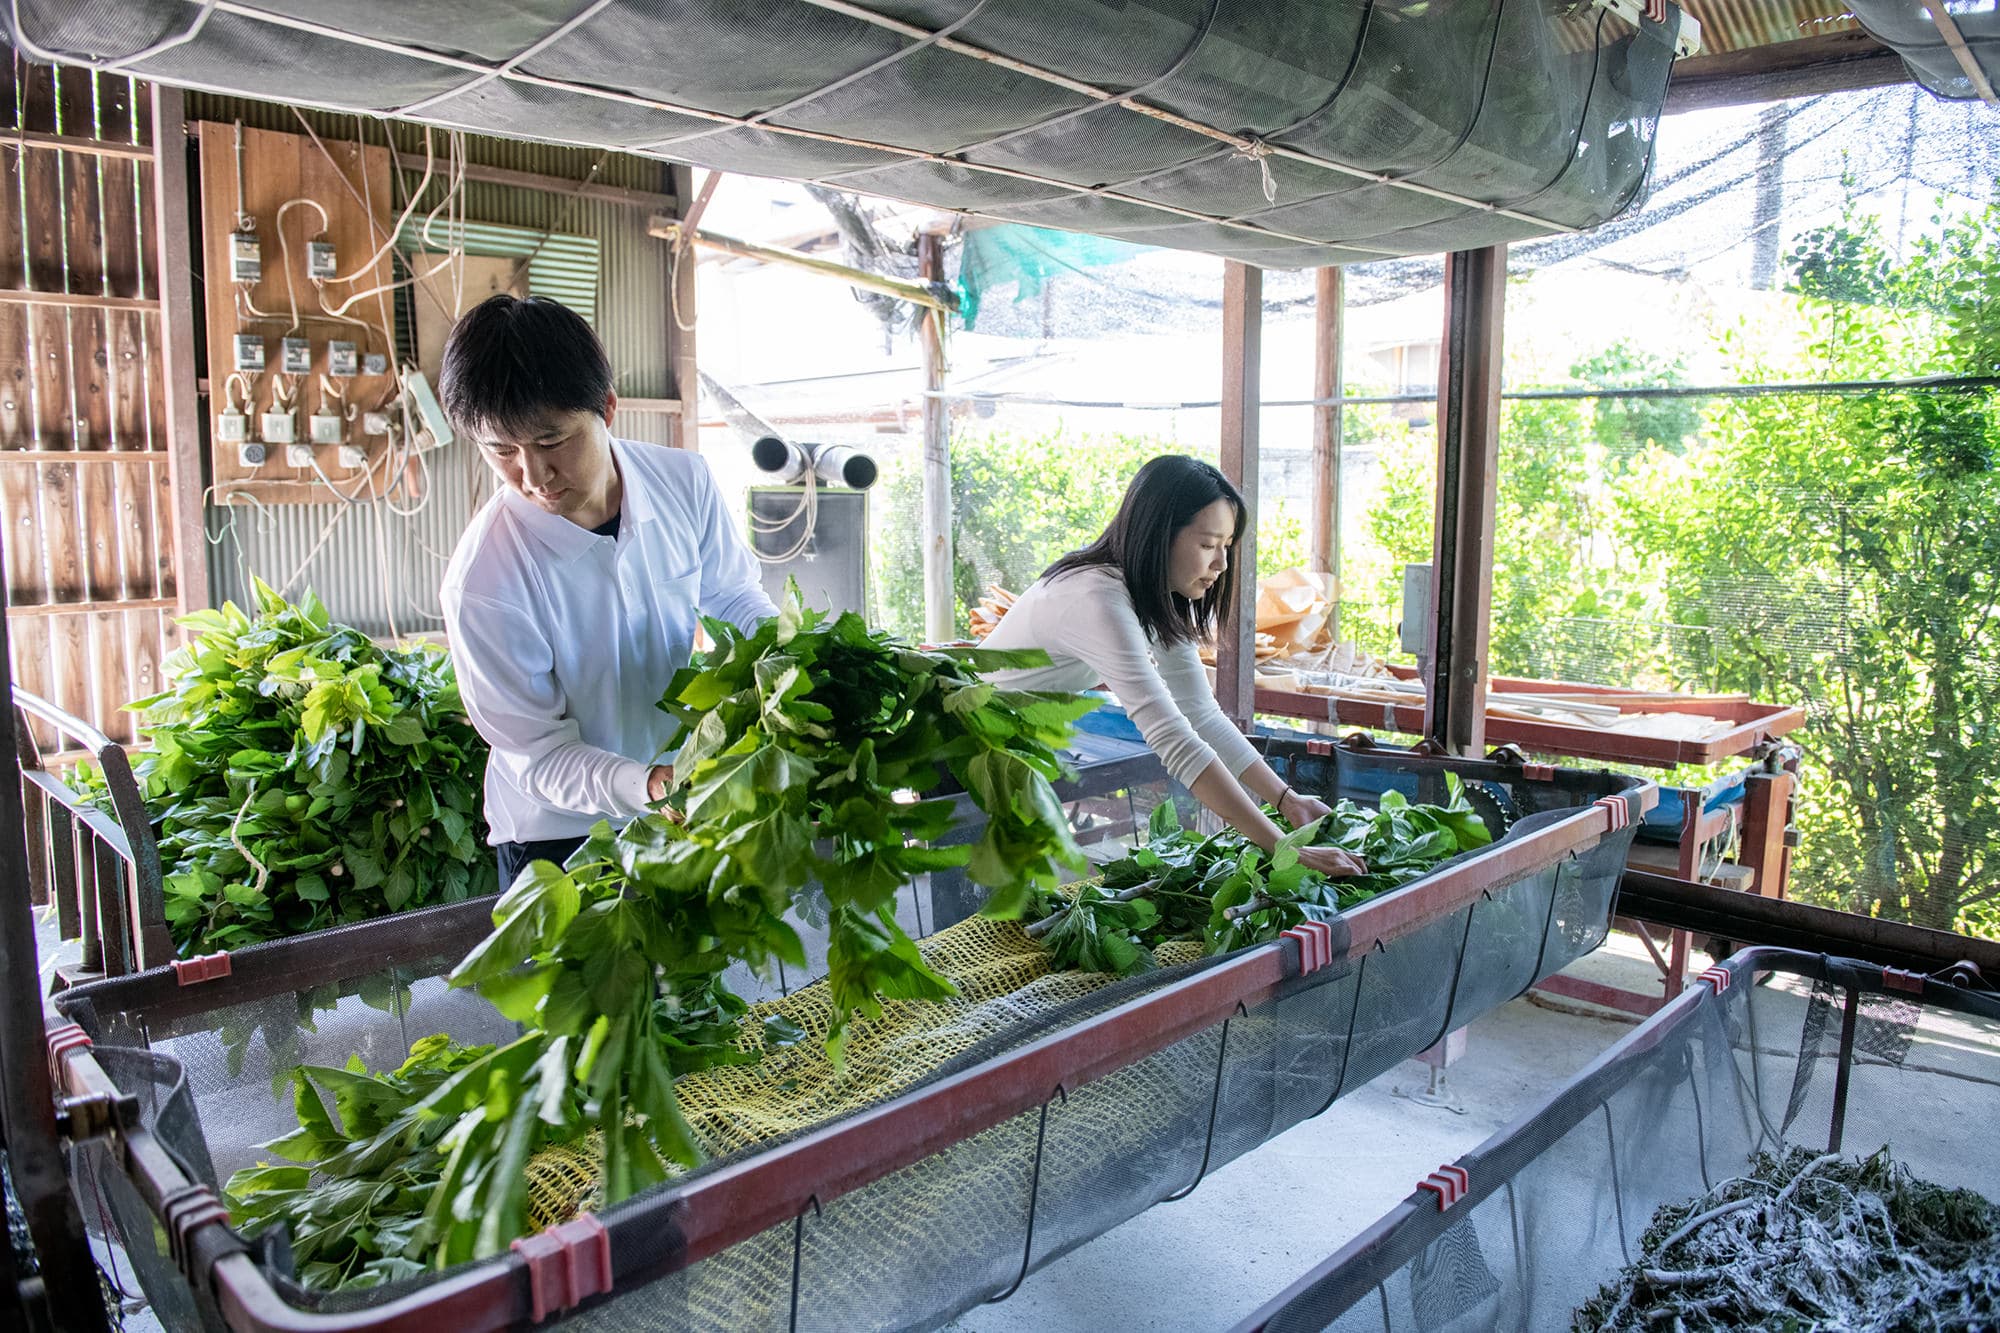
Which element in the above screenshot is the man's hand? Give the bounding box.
[646,764,675,804]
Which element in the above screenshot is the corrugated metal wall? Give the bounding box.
[188,95,681,634]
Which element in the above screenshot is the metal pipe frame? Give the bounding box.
[13,687,173,982]
[0,566,112,1331]
[1231,944,2000,1332]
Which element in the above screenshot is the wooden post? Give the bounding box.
[1216,260,1261,728]
[1309,265,1343,641]
[149,85,208,618]
[1740,765,1796,899]
[665,163,701,451]
[918,231,954,644]
[1424,246,1505,757]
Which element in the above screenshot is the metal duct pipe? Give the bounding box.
[751,434,811,483]
[811,443,878,490]
[751,436,876,490]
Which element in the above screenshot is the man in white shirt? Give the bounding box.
[438,295,776,888]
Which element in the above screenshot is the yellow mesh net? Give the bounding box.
[522,913,1210,1233]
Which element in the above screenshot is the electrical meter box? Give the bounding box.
[229,230,261,283]
[233,335,265,372]
[307,241,337,280]
[327,341,358,377]
[280,338,312,376]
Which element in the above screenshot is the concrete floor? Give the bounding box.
[940,954,1656,1333]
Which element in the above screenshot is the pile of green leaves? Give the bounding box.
[228,591,1096,1279]
[111,579,494,953]
[1574,1146,2000,1330]
[1031,778,1493,976]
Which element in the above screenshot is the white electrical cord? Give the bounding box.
[748,464,819,564]
[274,197,330,336]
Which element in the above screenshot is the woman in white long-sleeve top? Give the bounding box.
[984,455,1366,878]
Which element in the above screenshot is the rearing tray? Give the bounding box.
[50,738,1652,1332]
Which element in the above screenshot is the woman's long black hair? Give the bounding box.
[1043,454,1245,647]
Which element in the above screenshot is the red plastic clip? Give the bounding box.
[1699,966,1732,995]
[1645,0,1666,22]
[1418,1164,1469,1211]
[1595,795,1629,831]
[172,951,232,986]
[1281,920,1336,976]
[1883,967,1925,994]
[1305,738,1333,757]
[160,1183,232,1283]
[511,1213,612,1322]
[1523,763,1555,781]
[46,1021,93,1090]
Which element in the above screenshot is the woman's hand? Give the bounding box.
[1278,788,1332,827]
[1297,844,1367,878]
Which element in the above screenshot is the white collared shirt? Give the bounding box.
[441,437,777,844]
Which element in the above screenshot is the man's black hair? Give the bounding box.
[437,294,613,442]
[1044,454,1246,648]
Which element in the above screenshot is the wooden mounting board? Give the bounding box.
[194,121,398,502]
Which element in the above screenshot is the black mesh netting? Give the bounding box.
[54,747,1638,1331]
[1241,950,2000,1332]
[1848,0,2000,103]
[6,0,1685,264]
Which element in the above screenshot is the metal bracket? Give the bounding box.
[511,1213,612,1322]
[55,1091,137,1142]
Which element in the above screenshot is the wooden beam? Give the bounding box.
[1663,30,1907,113]
[2,129,153,161]
[0,449,167,462]
[1309,265,1342,639]
[664,164,701,451]
[919,232,954,644]
[6,597,177,617]
[149,86,209,617]
[430,156,681,211]
[648,215,959,313]
[1425,246,1505,757]
[0,288,158,312]
[1216,261,1261,729]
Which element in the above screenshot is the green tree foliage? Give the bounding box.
[1572,341,1700,460]
[1356,201,1999,936]
[1620,206,1999,932]
[876,429,1310,638]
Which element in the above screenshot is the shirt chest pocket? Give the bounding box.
[629,563,703,669]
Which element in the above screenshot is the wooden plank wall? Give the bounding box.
[1,54,183,752]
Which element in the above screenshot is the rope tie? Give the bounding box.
[1237,138,1277,205]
